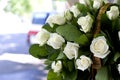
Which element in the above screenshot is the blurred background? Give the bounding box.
[0,0,114,80]
[0,0,69,80]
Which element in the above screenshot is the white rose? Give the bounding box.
[51,61,62,73]
[79,0,91,6]
[77,14,93,33]
[70,5,81,17]
[46,14,66,27]
[63,42,79,59]
[118,31,120,40]
[64,9,72,21]
[76,55,92,71]
[93,0,103,9]
[36,28,50,46]
[47,33,65,49]
[90,36,110,59]
[106,6,119,20]
[118,64,120,74]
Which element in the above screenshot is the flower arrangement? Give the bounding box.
[29,0,120,80]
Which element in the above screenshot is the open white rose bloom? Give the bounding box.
[90,36,110,58]
[35,29,50,46]
[47,33,65,49]
[76,55,92,71]
[29,0,120,80]
[51,60,62,73]
[63,42,79,59]
[106,6,119,20]
[93,0,103,9]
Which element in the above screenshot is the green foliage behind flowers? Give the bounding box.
[29,0,120,80]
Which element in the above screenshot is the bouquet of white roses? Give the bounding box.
[29,0,120,80]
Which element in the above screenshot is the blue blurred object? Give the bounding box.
[32,12,49,25]
[31,12,57,25]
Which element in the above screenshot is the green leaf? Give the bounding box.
[101,13,110,23]
[47,70,63,80]
[56,24,80,41]
[101,13,112,31]
[29,44,48,59]
[44,59,52,65]
[113,18,120,31]
[78,49,90,57]
[62,70,77,80]
[76,3,89,14]
[42,23,53,32]
[45,45,60,60]
[63,60,75,72]
[67,61,75,72]
[114,52,120,62]
[76,34,89,46]
[44,60,53,70]
[48,52,60,61]
[45,45,59,54]
[56,24,89,46]
[70,17,78,26]
[95,66,110,80]
[57,52,67,60]
[42,23,58,33]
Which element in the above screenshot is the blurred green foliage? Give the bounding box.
[3,0,67,16]
[3,0,32,16]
